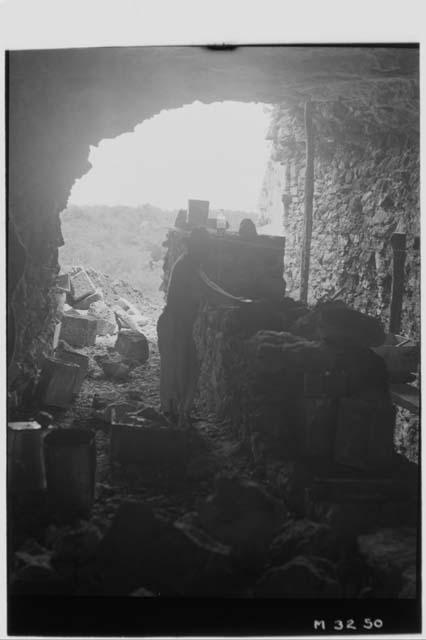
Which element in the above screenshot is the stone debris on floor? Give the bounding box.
[8,266,419,600]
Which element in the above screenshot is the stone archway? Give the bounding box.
[7,45,419,394]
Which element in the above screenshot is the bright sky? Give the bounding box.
[69,101,272,211]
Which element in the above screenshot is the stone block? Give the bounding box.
[36,357,79,408]
[113,300,149,331]
[269,519,341,565]
[115,329,149,363]
[102,401,140,423]
[55,345,89,394]
[70,269,96,303]
[54,291,67,317]
[88,301,117,336]
[163,228,285,303]
[94,501,233,596]
[44,427,96,521]
[113,306,147,332]
[116,298,140,316]
[94,355,130,380]
[59,311,97,347]
[187,199,209,227]
[56,273,71,292]
[110,417,188,475]
[72,289,103,310]
[255,555,341,598]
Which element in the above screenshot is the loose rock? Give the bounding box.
[94,501,236,596]
[269,518,341,565]
[255,555,341,598]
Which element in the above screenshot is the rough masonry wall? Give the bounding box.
[162,228,285,300]
[8,47,418,403]
[193,305,306,461]
[258,97,420,463]
[259,100,420,339]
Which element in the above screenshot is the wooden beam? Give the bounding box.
[300,99,315,303]
[389,232,407,334]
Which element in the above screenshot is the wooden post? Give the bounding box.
[300,99,315,303]
[389,231,407,334]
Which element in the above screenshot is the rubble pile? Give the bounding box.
[192,288,418,597]
[195,296,419,511]
[195,299,392,465]
[8,265,419,601]
[93,500,236,596]
[26,266,154,410]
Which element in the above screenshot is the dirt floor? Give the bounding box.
[9,280,266,596]
[58,333,256,534]
[9,273,418,601]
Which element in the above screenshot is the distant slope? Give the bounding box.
[59,204,259,300]
[59,204,175,301]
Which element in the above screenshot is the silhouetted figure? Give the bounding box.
[157,227,250,427]
[174,209,188,229]
[239,218,258,240]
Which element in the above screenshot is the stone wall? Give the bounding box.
[162,228,304,459]
[9,45,303,401]
[258,98,420,339]
[162,228,286,301]
[258,96,420,462]
[193,306,307,459]
[8,46,419,410]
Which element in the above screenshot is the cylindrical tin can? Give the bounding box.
[8,422,47,492]
[44,428,96,520]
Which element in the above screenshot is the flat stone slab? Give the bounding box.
[72,289,103,310]
[70,269,96,303]
[390,383,420,415]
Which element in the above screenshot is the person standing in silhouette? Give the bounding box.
[157,227,250,428]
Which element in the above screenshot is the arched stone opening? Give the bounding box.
[7,45,419,398]
[6,46,421,610]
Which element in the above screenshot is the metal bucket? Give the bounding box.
[44,428,96,520]
[8,422,47,492]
